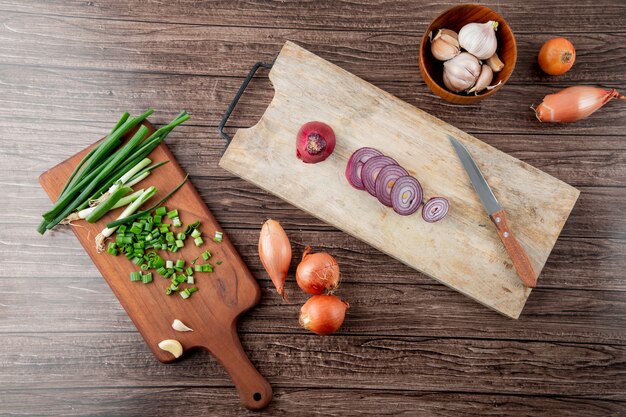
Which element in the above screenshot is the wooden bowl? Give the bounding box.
[418,4,517,104]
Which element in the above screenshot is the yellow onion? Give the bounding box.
[533,86,624,123]
[296,247,340,295]
[299,295,349,335]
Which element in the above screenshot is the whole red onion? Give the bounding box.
[296,121,336,163]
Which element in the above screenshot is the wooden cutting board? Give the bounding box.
[220,41,580,319]
[39,122,272,410]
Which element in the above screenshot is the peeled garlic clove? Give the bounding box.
[431,29,460,61]
[158,339,183,358]
[486,53,504,72]
[468,64,493,94]
[171,319,193,332]
[458,20,499,60]
[443,52,481,93]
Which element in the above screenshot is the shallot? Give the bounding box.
[296,247,340,295]
[299,294,349,335]
[533,86,625,123]
[258,219,292,299]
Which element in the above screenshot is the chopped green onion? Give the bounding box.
[107,242,118,256]
[167,209,179,219]
[169,283,179,291]
[175,259,185,268]
[194,265,202,272]
[165,288,173,295]
[185,267,194,276]
[188,287,198,294]
[176,232,186,240]
[194,237,204,247]
[153,214,162,224]
[184,221,201,236]
[155,207,167,216]
[142,272,153,284]
[140,263,149,270]
[156,267,167,276]
[201,264,213,273]
[187,276,194,284]
[130,271,142,282]
[213,231,223,243]
[201,250,211,260]
[175,275,186,284]
[175,239,184,248]
[180,290,190,299]
[216,260,223,265]
[166,260,174,269]
[172,217,182,227]
[191,229,202,239]
[132,257,143,265]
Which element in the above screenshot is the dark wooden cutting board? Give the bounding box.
[39,121,272,410]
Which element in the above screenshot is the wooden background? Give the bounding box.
[0,1,624,415]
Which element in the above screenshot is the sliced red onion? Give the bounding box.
[422,197,449,223]
[390,176,423,216]
[345,147,383,190]
[375,164,409,207]
[362,155,398,196]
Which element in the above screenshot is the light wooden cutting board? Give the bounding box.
[220,41,579,319]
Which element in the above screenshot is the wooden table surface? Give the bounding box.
[1,1,625,415]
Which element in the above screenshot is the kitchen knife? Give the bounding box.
[448,135,537,288]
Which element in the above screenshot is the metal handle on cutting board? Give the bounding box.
[218,62,273,148]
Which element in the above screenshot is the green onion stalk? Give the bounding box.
[61,189,145,224]
[95,186,157,252]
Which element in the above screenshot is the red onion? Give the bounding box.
[422,197,449,222]
[296,121,336,163]
[390,176,423,216]
[345,147,382,190]
[375,164,408,207]
[362,155,398,196]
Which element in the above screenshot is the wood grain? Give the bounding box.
[3,332,626,399]
[0,11,625,84]
[1,1,625,414]
[2,64,625,137]
[221,41,579,318]
[3,387,625,417]
[38,125,272,410]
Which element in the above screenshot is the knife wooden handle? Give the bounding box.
[490,209,537,288]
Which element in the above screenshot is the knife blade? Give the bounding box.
[448,135,537,288]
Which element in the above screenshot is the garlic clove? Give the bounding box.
[468,64,493,94]
[158,339,183,358]
[443,52,481,93]
[486,53,504,72]
[171,319,194,332]
[431,29,460,61]
[458,20,499,60]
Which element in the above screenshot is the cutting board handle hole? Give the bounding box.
[253,392,262,401]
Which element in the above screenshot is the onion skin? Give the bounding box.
[534,86,625,123]
[296,121,336,163]
[299,295,349,335]
[296,247,340,295]
[258,219,292,299]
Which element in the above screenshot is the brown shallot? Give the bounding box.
[299,295,349,335]
[296,247,340,295]
[533,86,625,123]
[258,219,292,299]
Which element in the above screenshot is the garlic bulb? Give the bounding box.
[443,52,481,93]
[431,29,460,61]
[458,21,499,60]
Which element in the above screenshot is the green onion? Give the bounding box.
[180,289,190,299]
[201,250,211,260]
[167,209,179,219]
[166,260,174,269]
[142,272,153,284]
[175,259,185,268]
[213,231,223,243]
[194,236,204,247]
[177,232,186,240]
[130,271,142,282]
[172,217,182,227]
[107,242,118,255]
[187,276,194,284]
[185,267,194,276]
[175,239,184,248]
[191,229,202,239]
[106,175,188,229]
[194,265,202,272]
[201,264,213,273]
[155,207,167,216]
[216,260,223,265]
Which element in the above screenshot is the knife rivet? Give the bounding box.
[503,231,509,238]
[495,217,501,223]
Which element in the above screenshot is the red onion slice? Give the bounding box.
[422,197,449,223]
[375,164,409,207]
[390,176,423,216]
[346,147,383,190]
[362,155,398,196]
